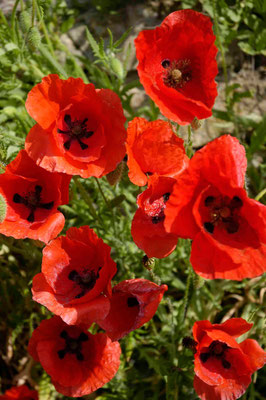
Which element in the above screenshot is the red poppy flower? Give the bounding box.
[0,385,38,400]
[126,117,188,186]
[32,226,117,325]
[135,9,218,125]
[131,175,178,258]
[192,318,266,400]
[164,135,266,280]
[25,74,126,178]
[28,316,121,397]
[98,279,167,341]
[0,150,70,243]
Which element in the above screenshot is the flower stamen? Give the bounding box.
[68,267,101,299]
[58,330,88,361]
[57,114,94,151]
[163,59,192,89]
[13,185,54,222]
[203,195,243,235]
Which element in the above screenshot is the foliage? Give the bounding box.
[0,1,265,399]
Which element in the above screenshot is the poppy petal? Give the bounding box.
[193,374,251,400]
[98,279,167,341]
[239,339,266,372]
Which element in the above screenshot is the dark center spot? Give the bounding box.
[68,267,101,299]
[13,185,54,222]
[163,59,192,90]
[163,192,170,202]
[127,296,139,307]
[161,59,170,68]
[57,114,94,151]
[145,171,153,176]
[200,340,231,369]
[203,195,243,235]
[57,330,88,361]
[152,214,165,224]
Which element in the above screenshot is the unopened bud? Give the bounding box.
[106,161,125,186]
[19,10,31,33]
[142,255,155,270]
[191,117,202,130]
[0,194,7,223]
[110,58,124,80]
[27,27,41,50]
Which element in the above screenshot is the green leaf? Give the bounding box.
[109,194,126,208]
[61,16,75,33]
[5,42,19,52]
[85,27,101,58]
[113,27,132,48]
[38,44,68,78]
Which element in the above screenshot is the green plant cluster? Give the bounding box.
[0,1,265,399]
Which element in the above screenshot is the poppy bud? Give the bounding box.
[0,194,7,223]
[19,10,31,33]
[106,161,125,186]
[191,117,202,130]
[110,58,124,80]
[142,255,155,270]
[27,27,41,50]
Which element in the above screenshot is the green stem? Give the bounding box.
[94,177,117,236]
[0,8,9,26]
[54,37,88,82]
[11,0,21,43]
[211,0,229,98]
[94,177,109,206]
[186,125,193,158]
[36,0,55,56]
[182,265,193,322]
[255,188,266,202]
[0,160,6,171]
[73,176,98,221]
[32,0,36,27]
[20,0,24,11]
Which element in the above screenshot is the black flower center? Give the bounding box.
[200,340,231,369]
[68,267,101,299]
[162,59,192,89]
[127,296,139,307]
[57,114,94,151]
[203,195,243,234]
[13,185,54,222]
[57,330,88,361]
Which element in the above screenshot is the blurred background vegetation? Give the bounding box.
[0,0,265,399]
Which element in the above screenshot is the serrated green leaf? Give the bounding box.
[85,27,101,58]
[113,27,132,48]
[38,44,68,78]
